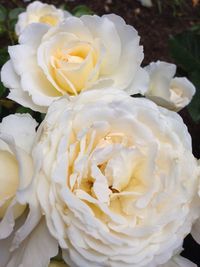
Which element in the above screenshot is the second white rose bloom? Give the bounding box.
[15,1,71,36]
[33,89,200,267]
[1,14,148,112]
[145,61,196,111]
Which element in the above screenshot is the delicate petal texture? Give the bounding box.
[5,218,58,267]
[145,61,196,111]
[0,114,38,153]
[2,14,147,112]
[1,60,20,90]
[19,23,50,49]
[15,1,71,36]
[0,214,27,266]
[33,89,200,267]
[0,60,47,112]
[0,237,13,266]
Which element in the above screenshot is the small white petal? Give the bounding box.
[1,60,20,90]
[6,218,58,267]
[0,114,37,154]
[145,61,196,111]
[19,23,50,48]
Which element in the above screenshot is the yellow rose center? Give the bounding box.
[39,15,58,26]
[171,86,183,98]
[53,46,87,67]
[51,43,98,95]
[66,128,147,219]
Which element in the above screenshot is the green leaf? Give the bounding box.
[0,47,9,67]
[169,30,200,123]
[0,99,15,109]
[0,81,6,97]
[0,4,7,22]
[190,24,200,34]
[59,3,70,11]
[187,71,200,123]
[0,23,6,35]
[72,5,94,17]
[9,18,18,32]
[169,31,200,73]
[9,8,25,21]
[52,248,63,261]
[40,113,46,121]
[16,106,34,115]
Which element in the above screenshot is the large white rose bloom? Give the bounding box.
[0,114,58,267]
[1,14,148,113]
[144,61,196,112]
[15,1,71,36]
[33,90,200,267]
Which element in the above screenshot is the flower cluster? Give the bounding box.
[0,1,199,267]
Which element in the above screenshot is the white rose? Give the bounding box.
[144,61,196,111]
[33,89,200,267]
[1,14,148,112]
[0,114,37,221]
[15,1,71,36]
[0,114,58,267]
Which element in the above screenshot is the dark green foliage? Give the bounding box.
[169,30,200,123]
[72,5,94,17]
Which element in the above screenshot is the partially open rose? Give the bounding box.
[144,61,195,111]
[0,114,37,223]
[1,14,148,112]
[15,1,71,36]
[33,89,200,266]
[0,114,58,267]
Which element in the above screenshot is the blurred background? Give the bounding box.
[0,0,200,265]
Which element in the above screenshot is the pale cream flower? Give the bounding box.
[145,61,196,111]
[33,89,200,267]
[0,114,58,267]
[0,114,37,221]
[15,1,71,36]
[1,14,148,112]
